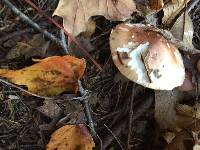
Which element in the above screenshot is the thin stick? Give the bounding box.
[187,0,199,12]
[127,84,135,150]
[60,27,98,141]
[23,0,103,71]
[60,29,69,55]
[78,80,97,140]
[104,124,124,150]
[1,0,66,53]
[0,78,53,100]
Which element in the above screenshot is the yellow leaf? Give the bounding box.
[0,56,86,96]
[46,124,95,150]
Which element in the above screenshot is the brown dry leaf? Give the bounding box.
[134,0,165,16]
[37,100,61,118]
[166,116,200,150]
[176,104,200,120]
[82,19,96,38]
[162,0,191,27]
[149,0,164,10]
[46,124,95,150]
[170,11,194,49]
[175,104,200,130]
[0,56,85,96]
[163,104,200,149]
[6,34,50,59]
[53,0,138,36]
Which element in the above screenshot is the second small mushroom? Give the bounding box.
[110,23,185,90]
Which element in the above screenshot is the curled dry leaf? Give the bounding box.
[149,0,164,10]
[162,0,191,27]
[46,124,95,150]
[110,23,185,90]
[53,0,138,36]
[0,56,85,96]
[134,0,164,15]
[170,11,194,50]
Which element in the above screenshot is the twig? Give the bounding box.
[60,26,98,142]
[127,84,135,150]
[96,110,120,122]
[187,0,199,12]
[23,0,103,71]
[1,0,66,53]
[102,118,127,149]
[60,29,69,55]
[0,28,33,44]
[104,124,124,150]
[0,78,53,100]
[77,80,97,140]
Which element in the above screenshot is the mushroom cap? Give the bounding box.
[177,71,195,91]
[110,23,185,90]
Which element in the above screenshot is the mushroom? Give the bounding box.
[177,71,195,91]
[110,23,185,90]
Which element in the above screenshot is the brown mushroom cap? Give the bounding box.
[110,23,185,90]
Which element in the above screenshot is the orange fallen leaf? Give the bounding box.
[53,0,138,36]
[46,124,95,150]
[0,56,86,96]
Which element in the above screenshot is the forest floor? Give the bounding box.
[0,0,200,150]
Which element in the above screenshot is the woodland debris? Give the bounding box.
[53,0,138,36]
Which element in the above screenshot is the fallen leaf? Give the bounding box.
[171,11,194,49]
[149,0,164,10]
[37,100,62,118]
[69,35,95,58]
[6,34,50,59]
[46,124,95,150]
[166,115,200,150]
[58,99,86,124]
[82,18,96,38]
[176,103,200,121]
[53,0,138,36]
[0,56,86,96]
[163,131,176,144]
[163,104,200,149]
[162,0,191,27]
